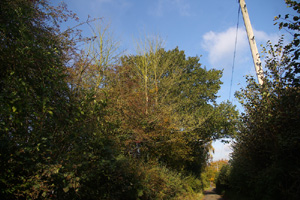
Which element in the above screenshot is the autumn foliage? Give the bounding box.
[0,0,239,199]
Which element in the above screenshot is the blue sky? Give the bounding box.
[58,0,292,161]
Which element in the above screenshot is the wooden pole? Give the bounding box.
[239,0,264,85]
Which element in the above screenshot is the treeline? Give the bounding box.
[202,159,228,187]
[0,0,239,199]
[215,1,300,199]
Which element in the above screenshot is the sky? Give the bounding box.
[57,0,293,161]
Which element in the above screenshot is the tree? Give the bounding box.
[68,23,122,93]
[0,0,240,197]
[0,1,131,199]
[107,45,239,175]
[215,164,231,195]
[228,1,300,199]
[0,0,79,197]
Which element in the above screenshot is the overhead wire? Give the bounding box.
[229,3,241,100]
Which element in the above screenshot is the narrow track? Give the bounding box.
[202,188,224,200]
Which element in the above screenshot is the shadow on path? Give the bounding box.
[202,188,224,200]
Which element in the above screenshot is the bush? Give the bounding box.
[136,161,203,200]
[215,164,231,195]
[228,1,300,198]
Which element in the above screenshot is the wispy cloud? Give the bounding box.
[150,0,192,17]
[91,0,132,9]
[96,0,113,4]
[212,140,233,161]
[201,27,280,70]
[174,0,191,16]
[89,0,132,17]
[151,0,164,17]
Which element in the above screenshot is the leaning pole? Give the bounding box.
[239,0,264,85]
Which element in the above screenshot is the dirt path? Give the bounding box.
[202,188,224,200]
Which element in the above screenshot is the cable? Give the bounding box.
[229,4,241,100]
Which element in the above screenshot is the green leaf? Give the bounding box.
[63,186,69,193]
[138,189,144,197]
[42,191,47,197]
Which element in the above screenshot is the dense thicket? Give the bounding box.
[0,0,238,199]
[0,0,127,199]
[222,1,300,199]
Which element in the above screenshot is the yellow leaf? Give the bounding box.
[63,187,69,193]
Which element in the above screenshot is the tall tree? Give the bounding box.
[0,1,125,199]
[0,0,77,197]
[108,46,238,174]
[229,1,300,199]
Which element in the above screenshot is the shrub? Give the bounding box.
[215,164,231,195]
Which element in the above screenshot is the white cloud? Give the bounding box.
[212,139,233,161]
[150,0,192,17]
[201,27,280,70]
[254,29,279,43]
[202,27,247,67]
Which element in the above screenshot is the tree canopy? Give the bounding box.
[219,1,300,199]
[0,0,239,199]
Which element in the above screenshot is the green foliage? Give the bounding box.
[274,0,300,85]
[0,0,238,199]
[215,164,231,195]
[133,161,203,200]
[228,2,300,199]
[0,0,128,199]
[109,47,239,176]
[0,0,75,198]
[201,159,229,188]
